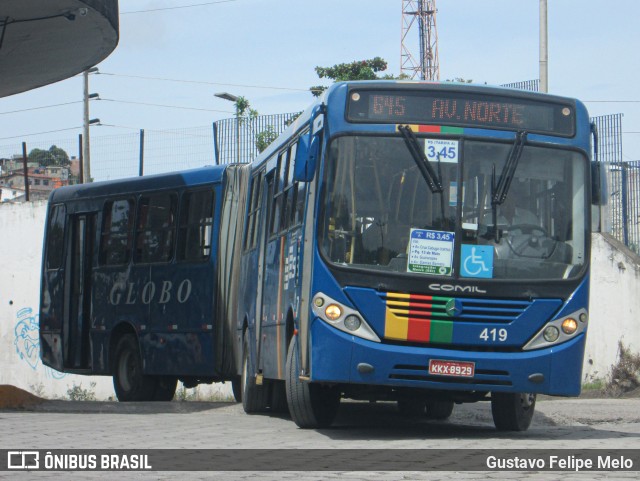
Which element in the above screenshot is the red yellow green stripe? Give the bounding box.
[397,124,465,134]
[383,292,455,344]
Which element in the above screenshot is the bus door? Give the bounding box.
[254,173,273,375]
[63,213,96,370]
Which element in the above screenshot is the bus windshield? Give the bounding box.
[319,135,588,280]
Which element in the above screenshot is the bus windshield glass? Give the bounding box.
[319,135,587,280]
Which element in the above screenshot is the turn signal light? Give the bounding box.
[561,318,578,335]
[325,304,342,321]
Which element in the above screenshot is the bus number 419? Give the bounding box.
[480,328,508,342]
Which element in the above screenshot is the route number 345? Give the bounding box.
[480,328,508,342]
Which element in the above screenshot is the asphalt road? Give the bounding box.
[1,397,639,480]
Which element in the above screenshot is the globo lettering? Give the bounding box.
[109,279,192,305]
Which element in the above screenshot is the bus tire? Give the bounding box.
[491,392,536,431]
[425,400,454,420]
[231,376,242,403]
[153,377,177,401]
[270,380,288,413]
[241,331,268,413]
[285,337,340,428]
[113,334,157,402]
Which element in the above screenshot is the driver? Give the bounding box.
[499,194,539,226]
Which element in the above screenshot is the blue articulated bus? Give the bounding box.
[39,166,249,401]
[235,81,601,431]
[40,80,601,432]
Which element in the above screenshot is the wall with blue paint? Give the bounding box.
[0,202,637,397]
[0,201,231,400]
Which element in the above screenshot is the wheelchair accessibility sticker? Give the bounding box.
[460,244,494,278]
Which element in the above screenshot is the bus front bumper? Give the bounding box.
[309,318,585,396]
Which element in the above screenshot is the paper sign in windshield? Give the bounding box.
[425,138,459,163]
[407,229,455,276]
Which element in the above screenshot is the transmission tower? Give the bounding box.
[401,0,440,80]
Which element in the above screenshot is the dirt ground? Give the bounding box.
[0,385,45,409]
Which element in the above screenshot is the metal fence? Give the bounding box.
[0,126,216,184]
[501,79,540,92]
[590,114,636,251]
[213,112,301,165]
[603,160,640,253]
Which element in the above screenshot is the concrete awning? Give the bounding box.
[0,0,119,98]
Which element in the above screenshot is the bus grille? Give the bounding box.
[380,292,531,325]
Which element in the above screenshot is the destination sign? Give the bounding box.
[347,89,575,136]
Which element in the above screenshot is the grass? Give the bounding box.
[604,341,640,397]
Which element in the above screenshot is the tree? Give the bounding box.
[445,77,474,84]
[233,97,278,155]
[234,96,258,126]
[28,145,70,167]
[310,57,409,97]
[255,126,278,153]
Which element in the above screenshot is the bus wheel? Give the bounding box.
[113,334,157,402]
[425,400,454,420]
[241,331,268,413]
[153,377,177,401]
[270,380,288,413]
[491,392,536,431]
[231,376,242,403]
[285,337,340,429]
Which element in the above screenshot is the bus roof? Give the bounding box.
[48,165,229,204]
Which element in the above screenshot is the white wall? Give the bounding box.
[0,202,231,401]
[0,202,637,399]
[583,233,640,382]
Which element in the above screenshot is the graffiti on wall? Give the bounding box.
[14,307,66,379]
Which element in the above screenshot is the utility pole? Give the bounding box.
[82,67,99,182]
[539,0,548,93]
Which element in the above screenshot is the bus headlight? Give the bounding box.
[312,293,380,343]
[523,308,588,351]
[561,318,578,335]
[344,315,362,331]
[325,304,342,321]
[543,326,559,343]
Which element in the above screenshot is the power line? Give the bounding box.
[121,0,238,15]
[0,126,82,141]
[584,100,640,103]
[98,72,313,93]
[0,101,83,115]
[100,124,213,137]
[100,98,233,114]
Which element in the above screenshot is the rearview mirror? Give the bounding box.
[293,133,319,182]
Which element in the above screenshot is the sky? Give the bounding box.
[1,0,639,167]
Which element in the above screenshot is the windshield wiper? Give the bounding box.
[398,125,443,193]
[490,130,528,241]
[492,130,528,205]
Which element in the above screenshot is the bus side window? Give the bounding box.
[177,189,215,262]
[46,204,66,270]
[244,173,263,251]
[284,143,297,228]
[270,151,285,235]
[135,193,177,263]
[100,199,134,266]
